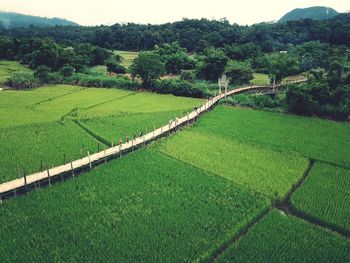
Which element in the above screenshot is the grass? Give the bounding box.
[0,121,100,183]
[195,106,350,166]
[157,130,307,198]
[291,162,350,233]
[114,50,139,68]
[217,210,350,263]
[0,60,32,85]
[250,73,269,85]
[0,149,269,262]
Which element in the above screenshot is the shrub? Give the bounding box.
[5,71,40,89]
[105,58,126,74]
[225,60,253,85]
[64,73,140,90]
[180,70,196,83]
[154,79,205,98]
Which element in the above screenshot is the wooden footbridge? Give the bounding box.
[0,81,306,201]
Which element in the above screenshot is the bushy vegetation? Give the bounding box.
[222,93,283,110]
[194,106,350,166]
[285,67,350,120]
[0,60,32,84]
[217,210,350,263]
[0,149,269,262]
[64,73,140,90]
[4,71,40,89]
[154,79,206,98]
[158,130,307,199]
[292,163,350,233]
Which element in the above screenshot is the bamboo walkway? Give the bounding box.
[0,81,305,198]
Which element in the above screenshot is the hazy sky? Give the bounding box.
[0,0,349,26]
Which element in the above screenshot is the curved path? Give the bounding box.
[0,82,305,199]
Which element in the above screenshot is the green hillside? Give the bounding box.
[279,6,339,23]
[0,11,79,29]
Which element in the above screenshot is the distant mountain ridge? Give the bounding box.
[279,6,339,23]
[0,11,79,29]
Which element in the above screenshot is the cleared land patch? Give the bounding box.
[217,210,350,263]
[157,130,307,198]
[0,149,269,262]
[114,50,139,68]
[291,162,350,233]
[196,106,350,166]
[250,73,269,85]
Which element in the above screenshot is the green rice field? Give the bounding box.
[158,130,307,198]
[194,106,350,166]
[217,210,350,263]
[0,84,202,182]
[0,149,269,262]
[291,162,350,233]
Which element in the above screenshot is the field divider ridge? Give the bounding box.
[276,160,350,239]
[0,81,305,201]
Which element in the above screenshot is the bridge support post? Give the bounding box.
[70,161,74,178]
[87,150,92,170]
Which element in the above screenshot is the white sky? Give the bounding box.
[0,0,349,26]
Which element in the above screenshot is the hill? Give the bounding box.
[0,11,79,29]
[279,6,339,23]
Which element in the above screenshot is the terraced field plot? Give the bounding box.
[78,91,202,118]
[0,122,100,183]
[0,85,202,182]
[81,110,189,144]
[0,149,269,262]
[158,130,307,198]
[196,106,350,166]
[0,85,84,128]
[291,162,350,233]
[217,210,350,263]
[250,73,269,85]
[115,50,139,68]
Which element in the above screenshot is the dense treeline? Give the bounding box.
[0,37,114,71]
[1,14,350,52]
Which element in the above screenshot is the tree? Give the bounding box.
[59,64,75,77]
[267,53,300,83]
[105,58,126,74]
[225,60,253,85]
[197,48,228,81]
[130,51,165,88]
[34,66,52,83]
[154,42,195,74]
[30,39,60,69]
